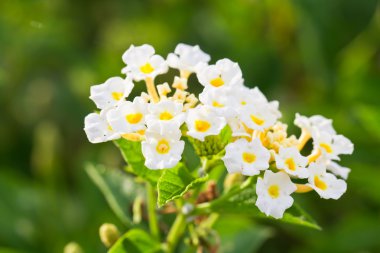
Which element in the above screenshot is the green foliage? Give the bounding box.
[194,180,321,230]
[109,229,163,253]
[187,125,232,158]
[115,139,162,185]
[85,164,144,227]
[157,163,208,207]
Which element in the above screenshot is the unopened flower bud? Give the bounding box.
[99,223,120,248]
[223,173,243,191]
[64,242,83,253]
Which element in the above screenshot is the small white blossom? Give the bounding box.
[232,86,268,107]
[141,123,184,170]
[186,105,226,141]
[313,132,354,160]
[307,162,347,199]
[84,109,120,143]
[106,97,148,134]
[275,147,309,178]
[240,102,281,132]
[197,58,243,89]
[222,138,270,176]
[256,170,297,219]
[227,117,251,138]
[326,161,351,180]
[145,100,185,131]
[167,43,210,73]
[122,44,168,81]
[294,113,336,137]
[89,77,134,110]
[199,87,236,118]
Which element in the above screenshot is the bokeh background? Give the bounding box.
[1,0,380,252]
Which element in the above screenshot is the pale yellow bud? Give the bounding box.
[172,76,188,90]
[172,89,188,103]
[157,82,172,98]
[99,223,120,248]
[64,242,83,253]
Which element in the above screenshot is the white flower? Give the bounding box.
[186,105,226,141]
[197,58,243,89]
[222,138,270,176]
[275,147,309,178]
[256,170,297,219]
[327,161,351,180]
[84,109,120,143]
[227,117,251,138]
[106,97,148,134]
[198,87,236,118]
[313,132,354,160]
[122,44,168,81]
[167,43,210,73]
[239,102,281,131]
[232,86,268,107]
[307,162,347,199]
[294,113,336,137]
[89,77,134,110]
[145,100,185,131]
[141,123,184,170]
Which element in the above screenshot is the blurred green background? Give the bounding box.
[1,0,380,252]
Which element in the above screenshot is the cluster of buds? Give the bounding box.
[84,43,353,219]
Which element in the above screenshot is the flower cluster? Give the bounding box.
[84,43,354,219]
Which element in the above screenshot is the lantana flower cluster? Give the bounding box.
[84,43,354,219]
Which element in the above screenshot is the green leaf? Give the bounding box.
[195,184,321,230]
[115,139,161,185]
[109,229,163,253]
[157,163,208,207]
[85,164,144,227]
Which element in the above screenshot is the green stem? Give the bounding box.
[166,202,187,253]
[146,183,160,240]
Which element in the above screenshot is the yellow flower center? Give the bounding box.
[210,77,224,87]
[111,92,123,101]
[285,158,296,171]
[159,111,173,120]
[125,113,143,124]
[242,152,256,163]
[320,143,333,153]
[250,114,265,126]
[107,124,113,131]
[156,139,170,154]
[194,120,211,132]
[212,101,224,108]
[268,185,280,199]
[314,176,328,190]
[140,63,154,74]
[241,101,247,105]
